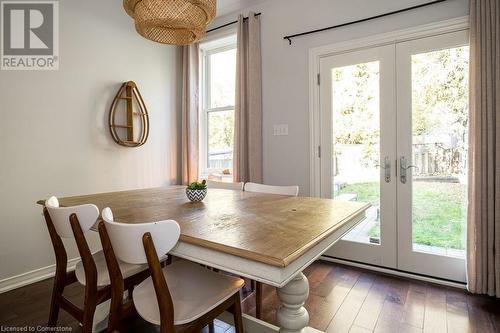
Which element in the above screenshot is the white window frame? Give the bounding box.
[199,33,237,178]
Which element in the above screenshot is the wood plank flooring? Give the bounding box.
[0,260,498,332]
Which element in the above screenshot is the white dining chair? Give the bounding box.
[243,182,299,196]
[43,197,148,333]
[206,180,244,191]
[241,182,299,319]
[100,207,245,333]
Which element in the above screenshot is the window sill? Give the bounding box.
[200,172,233,182]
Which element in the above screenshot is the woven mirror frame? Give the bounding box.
[123,0,216,45]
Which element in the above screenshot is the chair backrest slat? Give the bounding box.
[45,196,99,238]
[101,207,180,265]
[43,196,99,292]
[206,180,244,191]
[244,182,299,196]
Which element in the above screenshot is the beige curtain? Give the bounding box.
[467,0,500,297]
[181,44,200,185]
[233,13,263,183]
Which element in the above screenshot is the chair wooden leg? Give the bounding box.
[81,287,98,333]
[208,322,215,333]
[81,304,97,333]
[107,295,122,333]
[232,293,244,333]
[255,282,263,320]
[48,268,67,326]
[250,280,256,292]
[47,290,61,327]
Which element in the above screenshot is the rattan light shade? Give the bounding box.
[123,0,216,45]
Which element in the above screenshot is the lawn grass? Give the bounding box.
[338,181,467,250]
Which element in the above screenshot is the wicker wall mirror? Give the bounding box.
[109,81,149,147]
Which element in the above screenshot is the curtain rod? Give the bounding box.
[283,0,447,45]
[206,12,262,33]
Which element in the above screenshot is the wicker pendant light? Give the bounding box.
[123,0,216,45]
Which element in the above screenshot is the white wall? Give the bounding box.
[210,0,469,195]
[0,0,182,283]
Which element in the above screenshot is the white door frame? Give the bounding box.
[309,16,469,197]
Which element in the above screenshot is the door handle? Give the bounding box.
[376,156,391,183]
[400,156,418,184]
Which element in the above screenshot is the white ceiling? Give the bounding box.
[216,0,266,17]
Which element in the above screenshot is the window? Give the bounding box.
[199,35,237,178]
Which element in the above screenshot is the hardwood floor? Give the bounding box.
[0,260,499,333]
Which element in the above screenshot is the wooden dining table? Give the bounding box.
[38,185,370,333]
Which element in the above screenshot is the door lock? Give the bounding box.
[400,156,418,184]
[376,156,391,183]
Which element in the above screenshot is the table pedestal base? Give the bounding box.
[277,272,310,333]
[220,272,319,333]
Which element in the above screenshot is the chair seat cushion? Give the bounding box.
[75,250,148,287]
[133,259,244,325]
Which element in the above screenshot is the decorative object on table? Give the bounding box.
[109,81,149,147]
[123,0,216,45]
[186,180,207,202]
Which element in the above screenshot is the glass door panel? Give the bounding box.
[397,30,469,282]
[411,46,469,258]
[331,61,381,245]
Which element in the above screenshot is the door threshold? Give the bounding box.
[320,255,467,290]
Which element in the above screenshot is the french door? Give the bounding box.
[320,30,469,282]
[319,44,398,269]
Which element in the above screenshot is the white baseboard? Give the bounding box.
[0,258,80,294]
[0,256,467,295]
[321,256,467,290]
